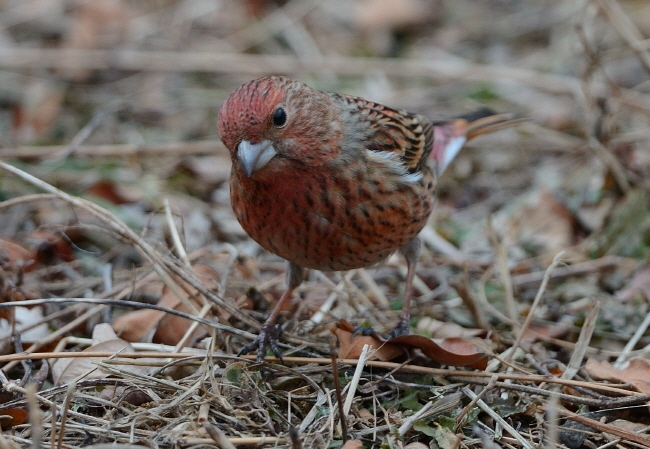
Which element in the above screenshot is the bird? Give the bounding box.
[218,76,519,361]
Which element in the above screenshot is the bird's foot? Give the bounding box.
[352,318,410,340]
[238,323,283,363]
[351,325,379,337]
[386,318,410,339]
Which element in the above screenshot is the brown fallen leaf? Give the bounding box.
[112,302,166,343]
[0,375,28,429]
[585,358,650,393]
[113,264,218,346]
[0,239,39,308]
[0,408,28,428]
[86,180,143,205]
[154,300,208,348]
[358,408,374,421]
[333,320,406,361]
[29,229,75,266]
[340,440,363,449]
[391,335,488,370]
[112,275,167,343]
[0,238,36,273]
[333,321,488,369]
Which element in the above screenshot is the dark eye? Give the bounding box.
[272,107,287,127]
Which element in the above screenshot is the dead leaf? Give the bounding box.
[416,317,486,339]
[585,358,650,393]
[0,238,41,315]
[431,423,460,449]
[333,321,406,361]
[392,335,488,370]
[86,180,142,204]
[153,264,217,345]
[52,323,135,386]
[404,443,429,449]
[0,238,36,273]
[333,321,488,369]
[52,324,158,406]
[29,230,75,266]
[112,294,173,343]
[0,408,28,428]
[340,440,363,449]
[154,300,208,348]
[113,264,217,346]
[358,408,374,421]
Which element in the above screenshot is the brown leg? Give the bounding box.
[353,237,421,339]
[238,261,304,362]
[390,237,421,337]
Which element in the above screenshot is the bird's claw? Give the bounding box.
[238,323,284,363]
[351,318,410,340]
[386,319,410,339]
[351,325,378,338]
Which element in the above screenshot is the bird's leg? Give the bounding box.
[388,237,421,338]
[353,237,421,339]
[238,261,305,362]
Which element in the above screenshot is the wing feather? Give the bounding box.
[334,93,433,172]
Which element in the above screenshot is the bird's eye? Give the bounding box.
[272,107,287,127]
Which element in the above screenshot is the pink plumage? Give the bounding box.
[218,76,517,361]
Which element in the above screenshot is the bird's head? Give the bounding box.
[218,76,339,177]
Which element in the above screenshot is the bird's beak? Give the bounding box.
[237,139,277,176]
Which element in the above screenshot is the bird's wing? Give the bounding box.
[335,93,433,173]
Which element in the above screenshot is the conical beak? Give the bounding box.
[237,139,278,176]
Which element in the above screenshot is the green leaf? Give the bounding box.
[436,415,456,430]
[222,362,250,390]
[432,422,459,449]
[413,420,438,437]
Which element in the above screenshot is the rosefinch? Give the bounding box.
[218,76,519,361]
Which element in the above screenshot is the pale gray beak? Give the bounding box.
[237,139,277,176]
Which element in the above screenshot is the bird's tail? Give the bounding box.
[431,108,526,176]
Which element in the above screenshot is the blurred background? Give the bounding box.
[1,0,647,144]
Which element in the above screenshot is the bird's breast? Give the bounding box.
[230,159,435,271]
